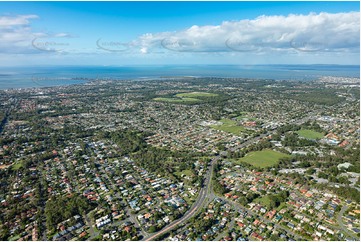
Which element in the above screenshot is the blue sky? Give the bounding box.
[0,1,359,66]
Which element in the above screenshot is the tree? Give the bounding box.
[148,226,157,233]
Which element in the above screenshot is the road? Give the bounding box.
[143,156,220,241]
[337,205,359,240]
[214,218,235,241]
[219,197,305,240]
[288,190,358,240]
[99,166,149,238]
[84,212,98,239]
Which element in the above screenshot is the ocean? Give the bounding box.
[0,65,359,90]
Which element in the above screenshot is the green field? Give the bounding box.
[210,118,246,136]
[11,161,23,170]
[254,196,272,208]
[296,129,324,139]
[233,112,254,120]
[9,235,21,241]
[153,92,218,104]
[176,92,219,98]
[175,169,194,178]
[240,149,290,168]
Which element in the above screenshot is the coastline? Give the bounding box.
[0,64,359,90]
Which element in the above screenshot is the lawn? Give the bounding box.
[176,92,219,98]
[240,149,290,168]
[11,161,23,170]
[9,235,21,241]
[210,118,245,136]
[175,169,194,177]
[296,129,324,140]
[254,196,272,208]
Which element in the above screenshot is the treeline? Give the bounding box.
[212,162,230,195]
[289,88,345,105]
[329,186,360,203]
[275,121,324,143]
[45,194,96,233]
[245,140,273,153]
[277,124,300,134]
[99,129,200,181]
[266,191,289,209]
[0,112,7,134]
[282,133,317,147]
[301,121,324,133]
[99,129,149,155]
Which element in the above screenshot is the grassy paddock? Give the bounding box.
[210,118,245,135]
[240,149,290,168]
[254,196,272,208]
[175,169,194,178]
[12,161,23,170]
[296,129,324,139]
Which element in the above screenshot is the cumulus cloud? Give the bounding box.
[133,11,360,53]
[0,15,43,54]
[0,14,77,54]
[0,11,359,62]
[0,14,38,26]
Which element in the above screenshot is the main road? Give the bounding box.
[143,156,220,241]
[337,205,359,240]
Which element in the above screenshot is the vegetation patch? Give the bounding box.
[254,195,272,208]
[11,161,23,171]
[296,129,324,140]
[175,169,194,178]
[9,235,21,241]
[45,194,96,233]
[292,89,345,105]
[210,118,245,135]
[240,149,290,168]
[254,192,289,210]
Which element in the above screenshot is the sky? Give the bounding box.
[0,1,359,66]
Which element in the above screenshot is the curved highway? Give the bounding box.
[143,156,219,241]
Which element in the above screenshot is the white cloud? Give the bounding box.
[133,11,360,54]
[0,14,76,54]
[0,15,44,54]
[140,47,148,54]
[0,15,38,26]
[0,11,359,65]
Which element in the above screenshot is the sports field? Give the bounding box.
[296,129,324,139]
[210,118,245,135]
[240,149,290,168]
